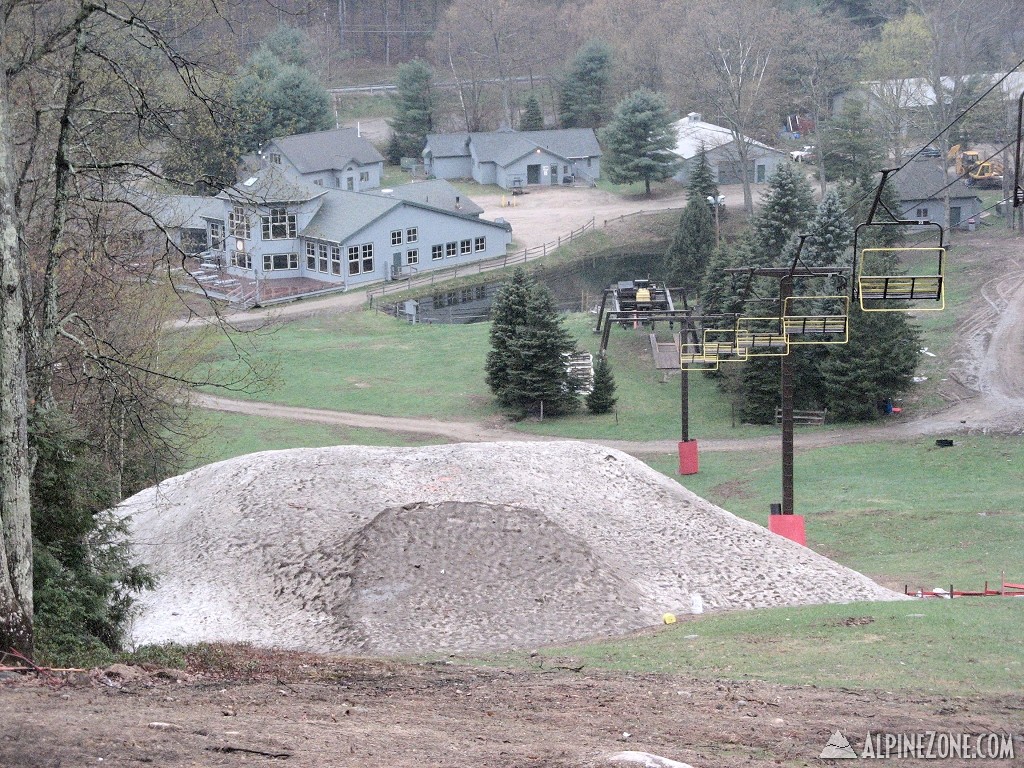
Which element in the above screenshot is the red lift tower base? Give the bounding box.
[678,440,699,475]
[769,514,806,546]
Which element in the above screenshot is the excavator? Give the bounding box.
[948,144,1004,188]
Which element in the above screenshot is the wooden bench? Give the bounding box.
[775,408,827,426]
[784,315,848,335]
[859,275,943,301]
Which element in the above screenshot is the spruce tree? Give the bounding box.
[389,60,434,162]
[599,89,680,196]
[485,268,533,403]
[586,356,617,414]
[666,197,716,296]
[558,39,613,129]
[753,163,816,265]
[687,143,719,203]
[520,94,544,131]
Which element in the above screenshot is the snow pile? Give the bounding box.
[120,442,903,654]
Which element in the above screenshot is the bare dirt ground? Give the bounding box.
[3,648,1021,768]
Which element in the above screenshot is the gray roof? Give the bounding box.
[266,128,385,174]
[378,179,483,216]
[140,193,224,229]
[302,190,401,243]
[217,165,327,205]
[425,129,601,167]
[424,132,471,158]
[893,161,979,203]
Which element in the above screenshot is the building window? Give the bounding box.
[317,243,329,272]
[269,153,281,165]
[306,242,316,270]
[407,249,419,265]
[261,207,297,240]
[231,251,251,269]
[348,246,360,275]
[406,227,418,243]
[431,244,443,260]
[209,221,225,249]
[263,253,298,271]
[333,177,341,188]
[361,243,374,273]
[460,239,472,255]
[391,229,403,246]
[346,177,354,191]
[474,236,486,252]
[360,171,370,182]
[229,206,249,238]
[331,245,342,275]
[446,241,457,258]
[314,179,323,186]
[916,208,929,220]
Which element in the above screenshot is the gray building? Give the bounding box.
[670,113,786,186]
[892,160,982,230]
[200,167,511,288]
[423,128,602,189]
[261,127,385,192]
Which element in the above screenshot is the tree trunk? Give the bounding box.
[0,62,34,658]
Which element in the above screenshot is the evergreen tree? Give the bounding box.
[666,197,716,297]
[586,356,617,414]
[701,232,754,316]
[558,39,613,129]
[599,89,680,196]
[231,32,333,152]
[753,163,816,265]
[820,98,884,183]
[389,60,434,162]
[485,270,579,417]
[520,94,545,131]
[485,268,533,403]
[687,143,719,203]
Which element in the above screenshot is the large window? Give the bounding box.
[446,241,457,258]
[406,227,418,243]
[361,243,374,273]
[261,207,297,240]
[231,251,251,269]
[460,239,472,255]
[318,243,329,273]
[431,244,443,261]
[306,242,316,270]
[229,206,249,238]
[407,249,419,266]
[331,245,342,276]
[391,229,403,246]
[359,171,370,182]
[474,236,486,252]
[348,246,360,275]
[209,221,225,249]
[263,253,298,271]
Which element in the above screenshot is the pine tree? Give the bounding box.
[666,197,716,297]
[687,143,720,203]
[820,98,884,183]
[389,60,434,162]
[599,89,680,196]
[485,268,533,403]
[586,356,617,414]
[520,94,544,131]
[485,270,579,417]
[558,39,613,129]
[753,163,816,265]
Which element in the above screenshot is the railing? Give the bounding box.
[602,209,669,227]
[365,218,596,304]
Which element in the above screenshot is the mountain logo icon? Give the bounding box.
[819,730,858,759]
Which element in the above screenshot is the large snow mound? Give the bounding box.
[120,441,904,654]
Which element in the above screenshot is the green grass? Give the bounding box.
[643,435,1024,588]
[532,599,1024,696]
[188,410,448,469]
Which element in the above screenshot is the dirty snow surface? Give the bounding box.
[121,442,903,655]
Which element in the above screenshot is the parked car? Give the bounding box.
[789,145,815,163]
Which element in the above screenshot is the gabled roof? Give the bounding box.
[671,113,783,161]
[302,189,402,243]
[892,161,979,203]
[377,179,483,216]
[136,193,224,229]
[265,127,385,174]
[217,165,328,205]
[424,129,602,166]
[423,132,471,158]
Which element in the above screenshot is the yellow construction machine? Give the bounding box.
[948,144,1004,188]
